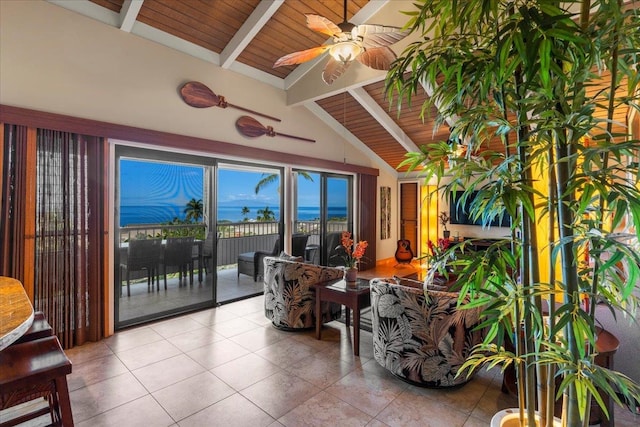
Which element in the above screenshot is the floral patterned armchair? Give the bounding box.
[370,277,484,388]
[263,256,344,330]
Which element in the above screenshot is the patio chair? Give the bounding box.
[162,236,195,288]
[326,232,347,267]
[238,237,280,282]
[120,238,163,297]
[291,233,309,259]
[192,231,219,275]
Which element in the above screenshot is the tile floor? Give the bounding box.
[7,295,640,427]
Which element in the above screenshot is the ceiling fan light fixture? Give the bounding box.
[329,41,363,63]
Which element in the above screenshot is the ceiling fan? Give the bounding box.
[273,0,409,85]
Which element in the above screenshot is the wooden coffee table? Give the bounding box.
[314,278,370,356]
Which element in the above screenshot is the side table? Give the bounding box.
[314,278,370,356]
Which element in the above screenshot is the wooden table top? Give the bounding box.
[0,276,34,351]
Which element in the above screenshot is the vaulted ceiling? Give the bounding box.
[50,0,438,176]
[50,0,633,177]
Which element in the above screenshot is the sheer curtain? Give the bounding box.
[1,124,106,348]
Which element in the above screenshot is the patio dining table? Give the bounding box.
[120,239,204,282]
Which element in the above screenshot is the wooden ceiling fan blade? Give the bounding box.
[357,46,397,70]
[305,14,342,37]
[274,46,329,67]
[357,25,410,48]
[322,57,350,85]
[180,81,219,108]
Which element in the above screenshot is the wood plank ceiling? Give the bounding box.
[57,0,633,176]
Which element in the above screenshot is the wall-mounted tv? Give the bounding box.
[449,191,511,227]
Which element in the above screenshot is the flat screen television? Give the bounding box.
[449,191,511,227]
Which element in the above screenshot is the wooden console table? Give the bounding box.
[0,277,35,351]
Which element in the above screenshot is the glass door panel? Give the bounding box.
[115,149,213,329]
[294,171,352,266]
[216,163,282,304]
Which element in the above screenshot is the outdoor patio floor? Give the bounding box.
[118,267,264,324]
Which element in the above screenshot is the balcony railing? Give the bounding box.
[119,220,348,268]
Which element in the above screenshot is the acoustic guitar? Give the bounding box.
[395,239,414,264]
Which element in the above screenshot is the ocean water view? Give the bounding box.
[120,205,347,226]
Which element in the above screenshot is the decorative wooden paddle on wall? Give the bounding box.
[179,81,281,122]
[236,116,316,143]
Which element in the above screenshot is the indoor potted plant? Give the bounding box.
[337,231,368,282]
[439,211,451,239]
[387,1,640,426]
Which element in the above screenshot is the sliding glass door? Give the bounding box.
[115,147,215,328]
[294,170,353,266]
[216,163,283,304]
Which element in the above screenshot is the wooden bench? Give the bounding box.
[0,336,73,427]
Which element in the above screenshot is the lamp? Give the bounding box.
[329,41,363,63]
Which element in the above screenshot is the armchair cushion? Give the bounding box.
[370,278,483,388]
[263,256,344,330]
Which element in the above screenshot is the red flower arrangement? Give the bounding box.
[426,238,452,265]
[340,231,368,268]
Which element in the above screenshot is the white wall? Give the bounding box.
[0,0,403,260]
[0,0,374,170]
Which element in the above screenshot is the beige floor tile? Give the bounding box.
[244,309,274,327]
[67,353,129,391]
[278,390,372,427]
[210,317,264,338]
[65,341,114,365]
[149,317,205,338]
[469,378,519,423]
[324,368,408,417]
[255,337,317,368]
[116,339,182,371]
[401,373,494,415]
[228,325,288,352]
[462,415,489,427]
[219,297,264,316]
[241,371,321,419]
[285,352,356,388]
[210,353,283,390]
[152,371,235,421]
[103,326,165,353]
[188,307,239,326]
[132,353,205,392]
[185,338,250,369]
[76,395,174,427]
[70,372,148,423]
[178,393,275,427]
[165,326,225,352]
[366,419,391,427]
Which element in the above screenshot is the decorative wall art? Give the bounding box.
[380,186,391,240]
[235,116,316,143]
[179,81,281,122]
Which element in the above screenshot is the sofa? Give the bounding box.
[370,276,484,388]
[263,256,344,330]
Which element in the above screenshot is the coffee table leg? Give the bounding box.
[315,289,322,340]
[353,305,360,356]
[345,307,350,327]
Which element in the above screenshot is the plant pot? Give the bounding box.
[344,267,358,282]
[491,409,562,427]
[443,230,450,239]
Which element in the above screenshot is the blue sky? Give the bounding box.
[120,160,347,209]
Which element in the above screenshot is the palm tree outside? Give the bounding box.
[184,198,203,223]
[254,172,314,194]
[241,206,250,222]
[256,206,276,222]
